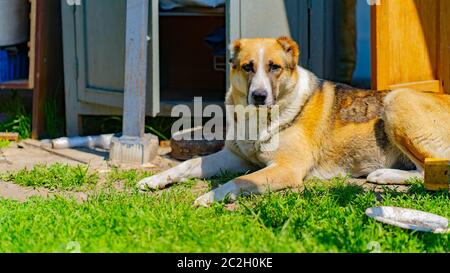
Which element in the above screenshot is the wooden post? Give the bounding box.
[123,0,148,138]
[109,0,158,165]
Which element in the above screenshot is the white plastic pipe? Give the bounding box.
[51,134,115,150]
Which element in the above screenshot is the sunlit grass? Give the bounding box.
[1,163,98,191]
[0,168,448,253]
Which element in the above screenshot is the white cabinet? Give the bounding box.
[62,0,331,136]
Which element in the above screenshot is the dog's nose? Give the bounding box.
[251,90,268,106]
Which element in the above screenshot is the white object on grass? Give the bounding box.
[365,206,449,234]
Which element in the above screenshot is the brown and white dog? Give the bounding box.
[138,37,450,206]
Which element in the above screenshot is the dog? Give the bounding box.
[138,37,450,207]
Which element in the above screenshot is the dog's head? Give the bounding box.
[229,37,300,107]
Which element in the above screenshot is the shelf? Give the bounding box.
[0,79,31,90]
[159,7,225,17]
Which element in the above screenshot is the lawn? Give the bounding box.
[0,164,448,253]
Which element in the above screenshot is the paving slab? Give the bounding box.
[0,142,80,172]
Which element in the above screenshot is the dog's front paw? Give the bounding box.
[138,175,167,191]
[193,181,240,207]
[193,191,215,207]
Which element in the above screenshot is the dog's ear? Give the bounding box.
[229,39,241,69]
[277,36,300,69]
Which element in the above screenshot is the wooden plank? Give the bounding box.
[226,0,240,92]
[371,0,442,92]
[32,0,64,139]
[424,158,450,191]
[389,80,441,92]
[31,0,45,139]
[440,0,450,94]
[61,0,81,136]
[0,79,30,90]
[122,0,150,137]
[0,132,19,142]
[148,0,160,116]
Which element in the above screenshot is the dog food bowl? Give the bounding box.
[365,206,449,234]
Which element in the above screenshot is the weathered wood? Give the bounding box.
[32,0,64,138]
[424,158,450,191]
[109,0,159,165]
[0,132,19,142]
[61,0,80,136]
[371,0,449,93]
[123,0,150,138]
[70,0,160,112]
[440,0,450,94]
[75,0,126,107]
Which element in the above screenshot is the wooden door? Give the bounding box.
[371,0,450,94]
[63,0,160,113]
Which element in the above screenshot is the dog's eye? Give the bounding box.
[242,63,254,73]
[269,63,282,72]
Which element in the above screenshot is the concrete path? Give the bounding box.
[0,139,180,202]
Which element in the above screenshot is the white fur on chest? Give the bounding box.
[227,120,278,166]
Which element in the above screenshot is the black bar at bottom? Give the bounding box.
[0,253,446,272]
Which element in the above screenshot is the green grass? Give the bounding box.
[0,140,10,149]
[0,168,448,253]
[106,167,153,189]
[0,91,32,139]
[44,94,65,139]
[1,163,99,191]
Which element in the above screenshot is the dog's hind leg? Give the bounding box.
[368,89,450,185]
[138,148,255,191]
[367,169,423,185]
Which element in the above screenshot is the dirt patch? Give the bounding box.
[0,142,80,172]
[0,180,88,203]
[347,178,411,201]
